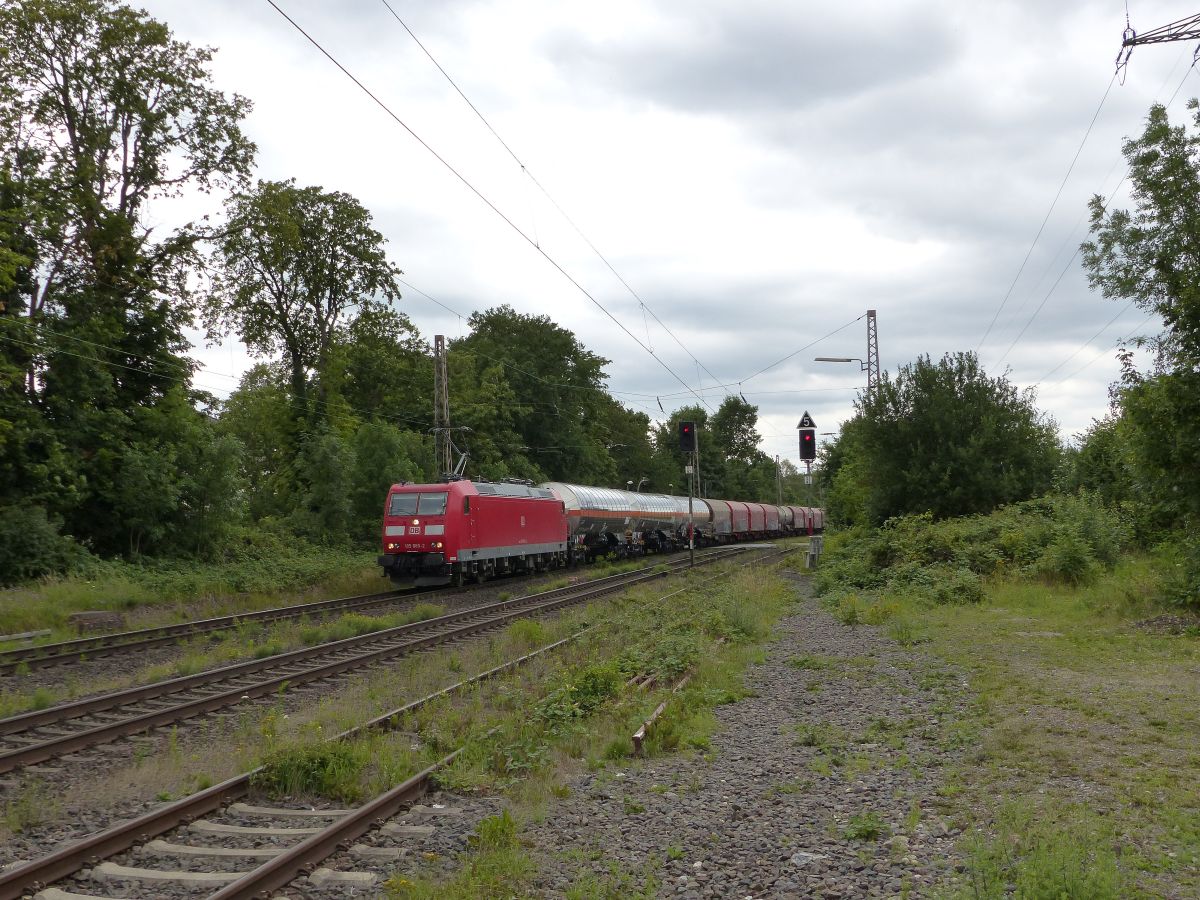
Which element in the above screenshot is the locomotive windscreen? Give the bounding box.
[417,493,447,515]
[388,492,448,516]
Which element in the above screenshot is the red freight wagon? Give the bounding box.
[763,504,781,533]
[379,480,570,587]
[746,503,767,535]
[726,500,751,535]
[788,506,814,534]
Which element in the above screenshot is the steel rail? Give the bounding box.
[0,548,748,772]
[215,544,801,898]
[0,542,733,674]
[0,587,425,675]
[208,753,455,900]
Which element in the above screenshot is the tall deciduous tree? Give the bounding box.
[207,180,402,419]
[852,352,1059,522]
[1082,100,1200,527]
[450,305,612,483]
[0,0,254,560]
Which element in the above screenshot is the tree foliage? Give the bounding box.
[1082,100,1200,530]
[0,0,827,585]
[207,179,402,417]
[0,0,253,566]
[827,352,1059,524]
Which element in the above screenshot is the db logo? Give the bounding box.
[408,526,420,534]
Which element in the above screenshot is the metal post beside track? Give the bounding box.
[691,460,700,566]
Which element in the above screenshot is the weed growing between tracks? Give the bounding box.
[816,510,1199,899]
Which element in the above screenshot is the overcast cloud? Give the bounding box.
[137,0,1194,461]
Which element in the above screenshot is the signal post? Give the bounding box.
[679,420,699,567]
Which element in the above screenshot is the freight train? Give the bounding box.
[378,479,824,587]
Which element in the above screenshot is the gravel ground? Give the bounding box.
[523,571,967,898]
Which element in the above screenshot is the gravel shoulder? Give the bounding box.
[523,571,966,898]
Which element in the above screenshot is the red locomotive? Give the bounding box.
[379,480,570,587]
[378,479,823,587]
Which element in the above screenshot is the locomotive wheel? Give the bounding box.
[451,564,465,588]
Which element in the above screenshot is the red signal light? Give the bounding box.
[799,427,816,461]
[678,420,697,452]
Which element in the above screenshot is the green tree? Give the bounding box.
[450,306,612,484]
[349,422,429,541]
[333,307,431,427]
[0,0,253,562]
[853,352,1059,522]
[1082,100,1200,528]
[295,428,355,544]
[218,364,298,521]
[207,180,402,420]
[709,395,763,465]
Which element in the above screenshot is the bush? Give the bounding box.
[1036,532,1100,586]
[813,494,1130,606]
[535,663,621,732]
[1159,536,1200,611]
[0,505,91,585]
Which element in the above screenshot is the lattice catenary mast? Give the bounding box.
[865,309,881,396]
[432,335,452,476]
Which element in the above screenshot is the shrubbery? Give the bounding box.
[815,493,1129,607]
[0,506,93,584]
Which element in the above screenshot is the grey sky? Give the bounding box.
[139,0,1193,461]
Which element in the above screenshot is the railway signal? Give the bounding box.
[678,420,697,452]
[798,411,817,462]
[799,429,816,460]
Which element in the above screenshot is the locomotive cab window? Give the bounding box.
[417,492,448,516]
[388,493,418,516]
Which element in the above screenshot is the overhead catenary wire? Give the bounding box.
[266,0,716,414]
[1033,299,1137,383]
[738,314,867,385]
[992,57,1200,371]
[377,0,729,394]
[1050,310,1158,387]
[976,71,1118,354]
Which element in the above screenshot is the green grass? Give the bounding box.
[260,558,802,895]
[1,779,56,833]
[843,811,890,841]
[386,810,535,898]
[0,547,382,637]
[819,520,1200,898]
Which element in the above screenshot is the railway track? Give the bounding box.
[0,585,433,675]
[0,546,749,776]
[0,545,740,676]
[0,625,547,900]
[0,543,798,899]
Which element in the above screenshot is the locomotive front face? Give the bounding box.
[379,483,457,585]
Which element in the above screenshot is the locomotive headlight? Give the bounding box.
[433,541,443,549]
[412,518,419,525]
